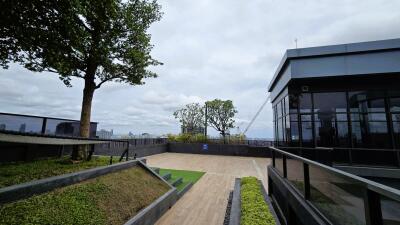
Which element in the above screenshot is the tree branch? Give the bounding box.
[95,76,116,89]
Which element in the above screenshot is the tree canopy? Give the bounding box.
[205,99,237,137]
[0,0,162,87]
[0,0,163,160]
[173,103,204,134]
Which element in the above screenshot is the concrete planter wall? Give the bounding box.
[169,143,271,157]
[124,188,178,225]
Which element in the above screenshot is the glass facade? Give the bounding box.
[273,90,400,149]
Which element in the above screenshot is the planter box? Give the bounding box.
[0,160,140,204]
[228,178,281,225]
[0,159,180,225]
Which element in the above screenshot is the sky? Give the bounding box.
[1,0,400,138]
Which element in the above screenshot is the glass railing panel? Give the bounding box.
[275,151,284,176]
[332,148,350,164]
[351,149,398,167]
[286,155,304,195]
[0,114,43,133]
[381,195,400,225]
[309,164,366,225]
[45,119,80,137]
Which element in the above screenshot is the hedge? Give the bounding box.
[241,177,276,225]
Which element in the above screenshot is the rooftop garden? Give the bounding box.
[0,166,169,225]
[0,156,112,188]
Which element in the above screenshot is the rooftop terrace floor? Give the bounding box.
[146,152,271,225]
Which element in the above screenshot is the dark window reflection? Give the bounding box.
[301,121,313,146]
[289,94,299,113]
[348,91,391,149]
[45,119,80,136]
[299,93,312,113]
[0,115,43,133]
[313,92,349,147]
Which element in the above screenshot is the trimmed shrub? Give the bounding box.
[241,177,276,225]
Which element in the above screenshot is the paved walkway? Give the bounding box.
[145,153,271,225]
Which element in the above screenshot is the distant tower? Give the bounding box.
[19,123,26,133]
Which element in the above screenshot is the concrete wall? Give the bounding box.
[169,143,271,157]
[94,144,168,158]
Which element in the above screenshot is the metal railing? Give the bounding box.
[270,146,400,225]
[279,146,400,168]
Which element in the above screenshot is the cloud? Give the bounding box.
[1,0,400,138]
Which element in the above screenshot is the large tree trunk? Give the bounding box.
[71,75,96,160]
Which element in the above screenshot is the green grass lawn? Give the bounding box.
[0,156,113,188]
[159,168,205,191]
[0,167,170,225]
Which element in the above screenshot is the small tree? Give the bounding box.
[173,103,204,134]
[206,99,237,141]
[0,0,163,160]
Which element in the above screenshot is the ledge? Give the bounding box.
[124,188,178,225]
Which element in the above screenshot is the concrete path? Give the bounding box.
[145,153,271,225]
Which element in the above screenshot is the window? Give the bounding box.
[313,92,349,147]
[390,97,400,148]
[299,93,312,113]
[348,91,391,149]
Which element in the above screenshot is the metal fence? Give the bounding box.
[269,146,400,225]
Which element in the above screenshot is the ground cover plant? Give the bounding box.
[241,176,276,225]
[159,168,205,191]
[0,156,113,188]
[0,166,169,225]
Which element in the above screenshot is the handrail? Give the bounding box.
[0,112,97,124]
[0,130,127,143]
[270,146,400,202]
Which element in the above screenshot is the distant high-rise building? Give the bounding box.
[19,123,26,133]
[97,129,113,139]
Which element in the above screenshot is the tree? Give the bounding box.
[0,0,163,160]
[173,103,204,134]
[205,99,237,140]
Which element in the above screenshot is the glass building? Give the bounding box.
[269,38,400,150]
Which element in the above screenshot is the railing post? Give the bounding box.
[303,163,310,200]
[349,148,353,166]
[41,118,47,134]
[272,149,276,167]
[126,141,129,161]
[283,155,287,178]
[363,190,382,225]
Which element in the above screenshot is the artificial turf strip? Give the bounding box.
[0,166,170,225]
[0,156,112,188]
[159,168,205,191]
[241,177,276,225]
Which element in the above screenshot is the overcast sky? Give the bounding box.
[1,0,400,138]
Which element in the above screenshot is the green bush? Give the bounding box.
[241,177,276,225]
[167,133,177,142]
[189,133,207,143]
